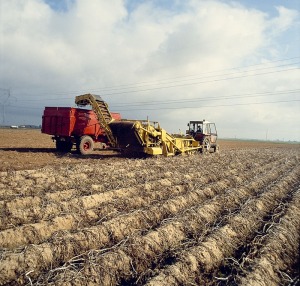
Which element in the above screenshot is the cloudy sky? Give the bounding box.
[0,0,299,141]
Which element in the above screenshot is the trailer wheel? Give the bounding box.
[78,136,94,155]
[56,140,63,152]
[56,140,72,152]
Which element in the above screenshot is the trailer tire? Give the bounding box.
[56,140,72,152]
[56,140,63,152]
[78,136,94,155]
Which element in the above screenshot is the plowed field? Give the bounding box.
[0,129,299,285]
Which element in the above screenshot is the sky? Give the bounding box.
[0,0,299,141]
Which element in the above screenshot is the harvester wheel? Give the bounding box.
[78,136,94,155]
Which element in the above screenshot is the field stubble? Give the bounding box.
[0,129,299,285]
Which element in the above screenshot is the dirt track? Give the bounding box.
[0,129,299,285]
[0,129,124,171]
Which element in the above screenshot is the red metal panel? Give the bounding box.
[42,107,75,136]
[42,107,121,140]
[73,109,100,136]
[111,112,121,121]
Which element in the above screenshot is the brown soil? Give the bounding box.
[0,128,299,286]
[0,128,298,171]
[0,128,123,171]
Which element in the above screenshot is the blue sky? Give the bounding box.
[44,0,300,12]
[0,0,299,140]
[44,0,73,11]
[232,0,299,14]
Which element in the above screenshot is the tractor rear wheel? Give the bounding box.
[77,136,94,155]
[200,137,211,153]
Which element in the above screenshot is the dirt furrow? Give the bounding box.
[239,189,300,286]
[0,167,216,231]
[41,160,297,285]
[0,154,211,219]
[0,153,281,248]
[0,154,212,200]
[144,166,300,286]
[0,149,277,203]
[0,178,195,248]
[0,156,291,285]
[0,178,236,284]
[0,152,279,230]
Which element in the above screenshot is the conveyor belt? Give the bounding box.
[75,94,116,146]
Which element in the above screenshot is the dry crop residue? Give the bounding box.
[0,145,299,285]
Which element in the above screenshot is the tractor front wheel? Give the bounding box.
[77,136,94,155]
[213,145,220,153]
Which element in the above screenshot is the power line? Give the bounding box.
[110,89,300,107]
[12,65,300,101]
[14,88,300,103]
[6,98,300,111]
[11,56,300,98]
[6,87,300,109]
[115,99,300,111]
[86,61,300,93]
[101,67,300,96]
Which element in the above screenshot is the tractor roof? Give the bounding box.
[189,120,211,124]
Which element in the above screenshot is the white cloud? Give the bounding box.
[0,0,299,140]
[270,6,299,33]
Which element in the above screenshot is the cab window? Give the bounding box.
[210,123,216,134]
[206,124,211,134]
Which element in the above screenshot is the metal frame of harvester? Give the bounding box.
[75,93,218,156]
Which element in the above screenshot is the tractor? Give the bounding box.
[186,120,219,152]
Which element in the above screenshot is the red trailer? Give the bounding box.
[41,107,121,154]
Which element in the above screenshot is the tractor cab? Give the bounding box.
[187,120,218,151]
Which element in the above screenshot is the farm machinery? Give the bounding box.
[186,120,219,152]
[41,104,121,154]
[42,93,218,156]
[74,94,218,156]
